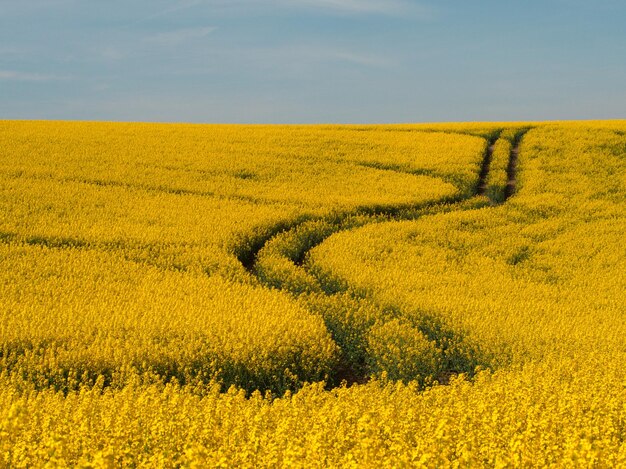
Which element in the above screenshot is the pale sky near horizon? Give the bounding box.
[1,0,625,123]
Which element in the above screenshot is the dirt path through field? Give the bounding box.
[231,130,536,386]
[237,131,516,275]
[505,133,524,199]
[476,140,497,196]
[237,130,532,288]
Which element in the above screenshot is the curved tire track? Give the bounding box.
[237,129,529,388]
[0,129,528,392]
[238,132,502,274]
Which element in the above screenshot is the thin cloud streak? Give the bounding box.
[141,0,429,19]
[216,44,396,71]
[0,70,71,82]
[330,51,392,67]
[277,0,411,14]
[136,0,207,23]
[143,26,216,45]
[151,44,393,79]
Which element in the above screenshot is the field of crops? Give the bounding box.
[0,120,624,466]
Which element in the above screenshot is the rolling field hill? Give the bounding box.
[0,120,624,466]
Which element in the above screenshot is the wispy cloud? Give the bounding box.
[229,44,396,72]
[1,0,77,16]
[278,0,410,15]
[143,26,216,45]
[142,0,430,19]
[137,0,207,23]
[329,51,392,67]
[100,46,129,61]
[0,70,70,82]
[0,46,26,56]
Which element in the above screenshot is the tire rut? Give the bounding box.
[235,130,533,388]
[237,132,503,274]
[504,129,528,200]
[1,129,529,392]
[476,138,498,196]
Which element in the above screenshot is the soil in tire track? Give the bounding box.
[476,136,499,196]
[236,128,529,390]
[504,129,529,200]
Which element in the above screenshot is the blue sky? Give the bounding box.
[1,0,625,123]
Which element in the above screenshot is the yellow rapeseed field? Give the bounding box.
[0,120,624,466]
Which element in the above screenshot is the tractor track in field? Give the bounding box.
[505,145,519,200]
[237,130,517,276]
[505,130,526,200]
[237,128,529,388]
[238,133,501,274]
[0,129,528,392]
[476,139,497,196]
